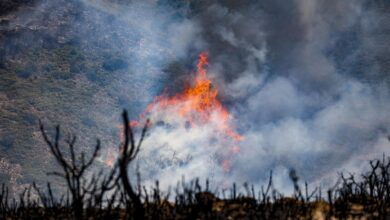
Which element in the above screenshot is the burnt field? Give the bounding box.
[1,111,390,220]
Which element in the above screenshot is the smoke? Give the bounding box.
[196,0,390,190]
[128,0,390,191]
[2,0,390,193]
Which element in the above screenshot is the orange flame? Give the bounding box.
[125,52,243,171]
[138,52,242,140]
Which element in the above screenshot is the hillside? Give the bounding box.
[1,0,390,205]
[0,0,160,193]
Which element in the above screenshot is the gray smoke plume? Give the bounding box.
[1,0,390,193]
[130,0,390,191]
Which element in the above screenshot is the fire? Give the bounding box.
[136,52,242,141]
[106,52,243,171]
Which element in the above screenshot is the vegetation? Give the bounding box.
[0,110,390,219]
[0,0,152,196]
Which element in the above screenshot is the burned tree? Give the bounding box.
[36,110,149,219]
[39,121,101,220]
[119,110,149,219]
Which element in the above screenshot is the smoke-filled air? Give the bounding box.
[1,0,390,210]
